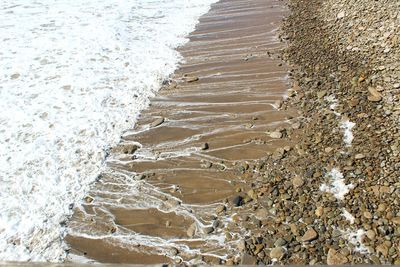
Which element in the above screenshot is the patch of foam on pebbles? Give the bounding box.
[0,0,218,262]
[342,208,355,224]
[326,95,339,113]
[340,119,356,146]
[320,168,354,200]
[345,229,368,254]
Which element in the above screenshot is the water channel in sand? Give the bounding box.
[66,0,297,264]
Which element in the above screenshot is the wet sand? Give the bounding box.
[66,0,296,264]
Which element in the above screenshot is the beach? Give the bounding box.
[67,0,400,264]
[65,0,296,264]
[0,0,399,265]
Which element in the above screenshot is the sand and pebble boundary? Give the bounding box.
[61,0,400,265]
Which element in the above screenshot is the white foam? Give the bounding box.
[320,168,354,200]
[340,119,356,146]
[342,208,355,224]
[345,229,368,254]
[0,0,217,262]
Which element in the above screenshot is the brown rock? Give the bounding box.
[150,117,165,127]
[368,87,382,102]
[292,176,304,188]
[315,206,324,217]
[270,246,285,260]
[376,243,389,257]
[241,254,257,265]
[270,131,283,139]
[327,248,348,265]
[184,76,199,82]
[301,227,318,242]
[392,217,400,224]
[187,223,196,237]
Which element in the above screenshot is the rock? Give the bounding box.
[272,148,285,160]
[232,195,244,207]
[392,217,400,224]
[301,227,318,242]
[187,223,196,237]
[337,11,345,19]
[368,87,382,102]
[112,144,139,154]
[274,238,287,247]
[270,246,285,260]
[150,117,165,127]
[237,240,246,251]
[274,100,282,109]
[368,95,382,102]
[292,122,301,129]
[366,229,376,240]
[292,176,304,188]
[247,189,257,200]
[255,208,268,220]
[287,89,296,97]
[84,196,94,203]
[166,199,180,208]
[170,248,179,256]
[376,243,389,257]
[215,205,226,213]
[201,143,209,150]
[327,248,348,265]
[11,73,20,79]
[184,76,199,82]
[203,226,214,234]
[270,131,283,139]
[315,206,324,217]
[355,153,365,159]
[241,254,257,265]
[317,90,327,99]
[363,211,373,219]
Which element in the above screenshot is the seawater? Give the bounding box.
[0,0,217,262]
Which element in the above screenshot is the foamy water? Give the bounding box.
[0,0,217,261]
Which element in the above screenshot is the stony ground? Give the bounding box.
[234,0,400,265]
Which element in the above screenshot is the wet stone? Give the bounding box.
[232,195,244,207]
[201,143,209,150]
[150,117,165,127]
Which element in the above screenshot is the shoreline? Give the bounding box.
[65,0,295,264]
[64,0,400,265]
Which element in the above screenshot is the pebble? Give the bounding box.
[215,205,226,213]
[241,254,257,265]
[232,195,244,207]
[201,142,209,150]
[337,11,345,19]
[187,223,196,237]
[150,117,165,127]
[185,76,199,82]
[355,153,365,159]
[11,73,20,79]
[292,176,304,188]
[327,248,348,265]
[203,226,214,234]
[274,238,287,247]
[301,227,318,242]
[270,131,283,139]
[270,246,285,260]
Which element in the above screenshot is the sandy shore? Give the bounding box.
[65,0,295,264]
[65,0,400,265]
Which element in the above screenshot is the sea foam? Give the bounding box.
[0,0,217,261]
